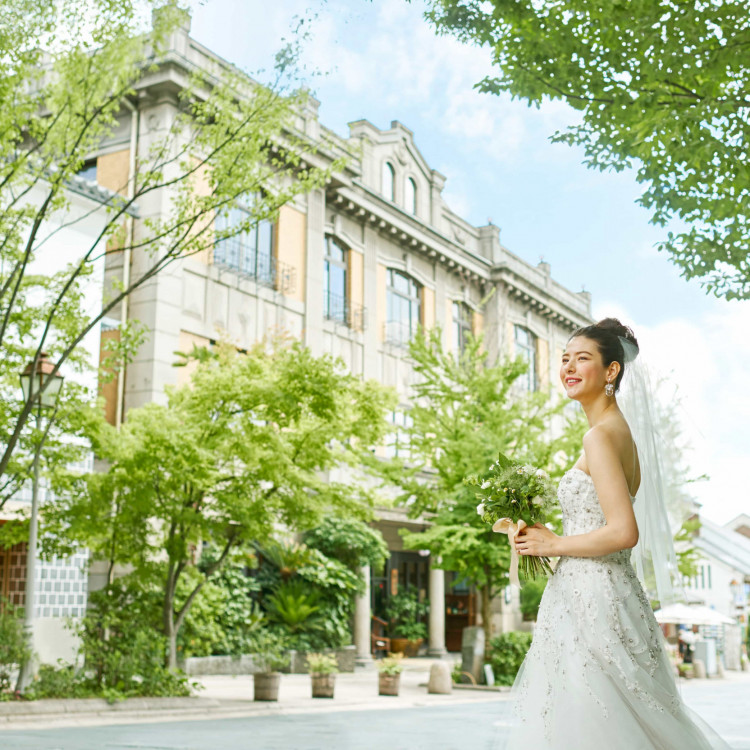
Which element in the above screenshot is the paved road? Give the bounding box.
[1,676,748,750]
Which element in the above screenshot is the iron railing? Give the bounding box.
[214,240,296,295]
[383,320,417,347]
[324,291,367,331]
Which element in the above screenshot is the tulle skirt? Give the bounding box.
[499,554,733,750]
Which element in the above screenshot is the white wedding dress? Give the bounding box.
[502,467,733,750]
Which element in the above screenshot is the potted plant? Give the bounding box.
[377,652,404,696]
[384,585,429,656]
[252,631,290,702]
[306,652,338,698]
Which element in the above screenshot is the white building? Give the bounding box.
[681,515,750,669]
[0,178,133,664]
[82,11,592,658]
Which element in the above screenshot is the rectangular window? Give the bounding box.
[514,325,537,392]
[324,237,348,324]
[385,409,413,458]
[214,198,275,287]
[385,269,421,346]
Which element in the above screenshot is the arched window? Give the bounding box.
[382,161,395,201]
[514,325,537,391]
[405,177,417,215]
[386,269,421,346]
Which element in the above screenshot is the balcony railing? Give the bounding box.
[324,291,367,331]
[214,241,296,295]
[383,320,417,347]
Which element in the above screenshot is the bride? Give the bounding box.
[502,318,732,749]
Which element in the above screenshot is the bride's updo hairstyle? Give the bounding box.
[569,318,639,393]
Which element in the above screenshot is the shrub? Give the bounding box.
[258,541,361,653]
[79,577,191,698]
[488,631,533,686]
[0,600,31,693]
[519,577,548,621]
[177,546,263,659]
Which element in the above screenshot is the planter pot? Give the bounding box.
[311,672,336,698]
[403,638,424,657]
[378,672,401,696]
[254,672,281,701]
[390,638,409,655]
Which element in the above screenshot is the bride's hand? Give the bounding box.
[515,523,560,557]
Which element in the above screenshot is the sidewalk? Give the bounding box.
[2,659,748,734]
[0,657,510,730]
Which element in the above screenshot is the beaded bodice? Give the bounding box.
[557,468,635,565]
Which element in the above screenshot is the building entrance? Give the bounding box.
[371,550,429,621]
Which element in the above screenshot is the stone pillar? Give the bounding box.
[354,564,373,668]
[428,560,447,658]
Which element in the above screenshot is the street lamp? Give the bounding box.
[16,352,64,692]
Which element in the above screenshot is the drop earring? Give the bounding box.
[604,379,614,397]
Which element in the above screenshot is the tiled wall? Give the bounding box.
[0,542,28,608]
[36,550,89,618]
[0,543,89,617]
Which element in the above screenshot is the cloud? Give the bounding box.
[592,299,750,525]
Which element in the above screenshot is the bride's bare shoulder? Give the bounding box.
[583,418,632,456]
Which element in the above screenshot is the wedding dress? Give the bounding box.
[502,467,733,750]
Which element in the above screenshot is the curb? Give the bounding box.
[0,696,224,721]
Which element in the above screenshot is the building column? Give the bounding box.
[354,564,373,668]
[428,559,448,658]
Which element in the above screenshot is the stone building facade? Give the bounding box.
[90,13,593,658]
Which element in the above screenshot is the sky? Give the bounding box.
[187,0,749,526]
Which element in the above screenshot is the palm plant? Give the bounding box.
[258,540,318,582]
[265,580,323,634]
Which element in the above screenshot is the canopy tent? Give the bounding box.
[653,603,735,626]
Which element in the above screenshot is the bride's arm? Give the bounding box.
[516,428,639,559]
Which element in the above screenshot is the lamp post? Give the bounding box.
[16,352,64,692]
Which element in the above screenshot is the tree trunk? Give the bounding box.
[164,574,178,671]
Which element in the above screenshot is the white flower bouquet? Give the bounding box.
[465,452,557,582]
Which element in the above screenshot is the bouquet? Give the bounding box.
[465,452,557,584]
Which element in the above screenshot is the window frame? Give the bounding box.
[386,268,421,346]
[405,176,417,215]
[382,161,396,201]
[452,301,473,355]
[384,408,413,459]
[324,236,348,325]
[213,195,276,286]
[514,324,538,392]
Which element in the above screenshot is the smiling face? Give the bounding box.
[560,336,620,403]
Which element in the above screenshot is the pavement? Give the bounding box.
[0,659,748,749]
[0,658,503,730]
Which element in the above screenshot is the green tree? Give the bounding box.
[650,379,704,581]
[43,341,395,669]
[421,0,750,300]
[0,0,340,501]
[382,328,585,647]
[303,515,390,573]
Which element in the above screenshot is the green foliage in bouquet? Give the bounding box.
[467,452,555,528]
[466,452,557,580]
